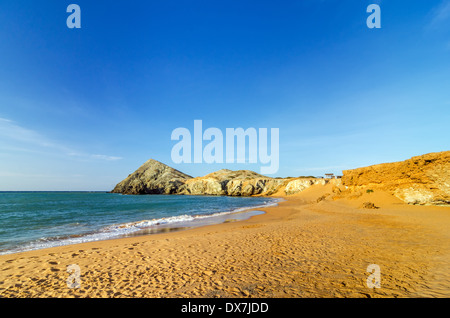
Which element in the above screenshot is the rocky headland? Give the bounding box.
[112,151,450,205]
[111,159,336,197]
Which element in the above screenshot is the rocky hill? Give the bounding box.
[111,159,193,195]
[112,151,450,205]
[341,151,450,205]
[111,160,333,196]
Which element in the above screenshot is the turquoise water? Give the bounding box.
[0,192,278,255]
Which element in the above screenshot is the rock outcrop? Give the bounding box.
[111,159,334,196]
[111,159,193,195]
[112,151,450,205]
[342,151,450,205]
[179,169,280,196]
[284,178,327,195]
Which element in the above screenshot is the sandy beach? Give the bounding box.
[0,184,449,298]
[3,0,450,303]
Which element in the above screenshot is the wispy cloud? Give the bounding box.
[0,117,59,149]
[426,0,450,30]
[0,171,85,178]
[0,117,122,161]
[68,152,123,161]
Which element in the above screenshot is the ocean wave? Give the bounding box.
[0,197,280,255]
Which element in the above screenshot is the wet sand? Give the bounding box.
[0,185,449,298]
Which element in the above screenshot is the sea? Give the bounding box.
[0,192,279,255]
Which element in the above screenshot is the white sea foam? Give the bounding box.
[0,198,281,255]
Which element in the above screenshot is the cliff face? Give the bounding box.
[342,151,450,205]
[113,151,449,204]
[179,169,284,196]
[111,160,334,196]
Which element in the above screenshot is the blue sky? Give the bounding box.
[0,0,449,190]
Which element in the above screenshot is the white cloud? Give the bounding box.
[90,154,123,161]
[0,117,58,149]
[427,0,450,30]
[0,117,122,161]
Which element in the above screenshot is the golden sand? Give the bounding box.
[0,184,449,298]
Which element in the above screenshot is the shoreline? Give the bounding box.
[0,194,280,257]
[0,186,449,298]
[0,196,283,259]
